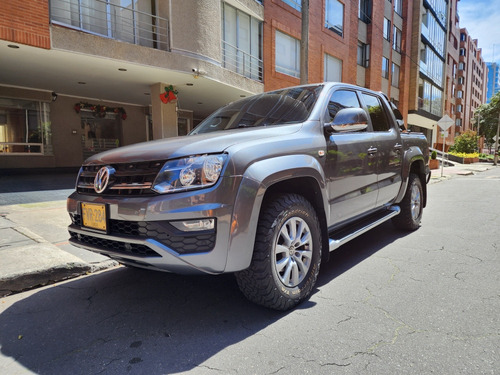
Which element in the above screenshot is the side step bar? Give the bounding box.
[328,206,401,252]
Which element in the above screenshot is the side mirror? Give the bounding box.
[325,108,368,134]
[396,119,406,132]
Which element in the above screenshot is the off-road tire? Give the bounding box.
[235,194,322,311]
[392,173,423,231]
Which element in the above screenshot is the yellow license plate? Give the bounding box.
[81,202,107,231]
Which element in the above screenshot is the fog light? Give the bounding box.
[170,218,215,232]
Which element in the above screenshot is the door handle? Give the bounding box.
[367,147,378,158]
[394,143,403,149]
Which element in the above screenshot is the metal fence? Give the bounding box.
[50,0,169,50]
[222,41,263,82]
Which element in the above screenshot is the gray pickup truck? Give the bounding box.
[67,83,430,310]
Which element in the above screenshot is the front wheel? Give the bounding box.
[235,194,322,311]
[392,173,424,231]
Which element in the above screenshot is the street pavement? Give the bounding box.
[0,162,496,297]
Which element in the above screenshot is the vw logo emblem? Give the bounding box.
[94,166,115,193]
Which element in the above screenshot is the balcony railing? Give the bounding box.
[50,0,169,50]
[222,41,263,82]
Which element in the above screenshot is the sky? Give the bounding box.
[458,0,500,63]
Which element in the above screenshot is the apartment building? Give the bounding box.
[407,0,448,147]
[0,0,264,171]
[486,62,500,103]
[440,0,460,150]
[457,27,487,134]
[263,0,412,123]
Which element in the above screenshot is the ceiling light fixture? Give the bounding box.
[118,68,127,71]
[7,44,19,49]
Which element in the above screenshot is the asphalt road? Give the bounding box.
[0,168,499,374]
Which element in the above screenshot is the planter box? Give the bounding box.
[429,159,439,169]
[448,154,479,164]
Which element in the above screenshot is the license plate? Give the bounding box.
[81,202,107,231]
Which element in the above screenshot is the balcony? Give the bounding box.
[50,0,169,50]
[222,41,263,82]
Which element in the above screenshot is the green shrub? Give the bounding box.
[450,130,478,154]
[431,150,437,159]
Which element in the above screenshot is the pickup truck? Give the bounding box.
[67,82,430,310]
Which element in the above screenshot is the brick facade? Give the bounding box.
[0,0,50,49]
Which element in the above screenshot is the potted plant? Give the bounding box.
[429,150,439,169]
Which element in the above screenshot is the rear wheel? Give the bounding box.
[393,173,423,231]
[235,194,321,311]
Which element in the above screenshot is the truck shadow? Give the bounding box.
[0,222,411,374]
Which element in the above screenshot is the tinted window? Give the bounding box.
[361,94,390,131]
[326,90,360,122]
[191,86,322,134]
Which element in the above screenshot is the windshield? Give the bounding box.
[190,85,323,134]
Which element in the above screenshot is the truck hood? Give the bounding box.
[84,125,301,165]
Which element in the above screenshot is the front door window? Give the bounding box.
[81,112,122,160]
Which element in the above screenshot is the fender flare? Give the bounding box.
[224,154,328,272]
[395,147,427,206]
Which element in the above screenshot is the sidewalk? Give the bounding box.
[0,162,497,297]
[0,173,117,297]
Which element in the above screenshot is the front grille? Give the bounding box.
[69,232,159,257]
[70,214,216,255]
[77,161,165,196]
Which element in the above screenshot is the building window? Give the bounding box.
[419,79,442,116]
[457,90,463,98]
[324,54,342,82]
[456,104,462,113]
[275,30,300,78]
[223,3,263,81]
[282,0,301,11]
[393,26,402,53]
[0,98,52,155]
[382,57,389,79]
[359,0,371,23]
[50,0,165,50]
[459,62,465,70]
[357,42,370,67]
[325,0,344,37]
[456,118,462,126]
[394,0,402,15]
[383,18,391,40]
[459,48,465,56]
[391,63,400,87]
[458,77,464,84]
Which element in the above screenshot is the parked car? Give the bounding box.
[67,83,430,310]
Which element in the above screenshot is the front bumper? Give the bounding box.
[67,177,239,275]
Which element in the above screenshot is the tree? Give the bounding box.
[450,130,478,154]
[475,91,500,152]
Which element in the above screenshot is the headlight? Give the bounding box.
[152,154,227,194]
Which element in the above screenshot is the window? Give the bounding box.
[382,57,390,79]
[50,0,160,49]
[391,63,400,87]
[275,30,300,78]
[459,62,465,70]
[357,42,370,67]
[223,4,263,81]
[325,0,344,37]
[456,118,462,126]
[394,0,402,15]
[282,0,301,11]
[457,90,463,98]
[383,18,391,40]
[324,54,343,82]
[0,98,51,154]
[362,93,390,131]
[459,48,465,56]
[325,90,361,123]
[456,104,462,112]
[419,79,442,116]
[393,26,402,52]
[359,0,371,23]
[458,77,464,85]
